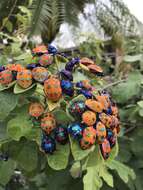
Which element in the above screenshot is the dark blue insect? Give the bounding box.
[48,44,57,55]
[60,69,73,81]
[68,123,83,140]
[55,126,68,145]
[65,58,80,71]
[61,80,74,96]
[41,135,56,154]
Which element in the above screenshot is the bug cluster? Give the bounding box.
[0,45,120,159]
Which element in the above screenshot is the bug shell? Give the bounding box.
[110,116,120,129]
[82,127,96,144]
[41,113,56,134]
[79,89,93,99]
[61,80,74,96]
[39,54,53,66]
[0,70,13,85]
[96,122,106,143]
[100,139,111,159]
[107,128,116,148]
[41,136,56,154]
[17,69,32,89]
[80,57,94,66]
[55,126,68,145]
[82,111,96,126]
[29,102,44,118]
[82,80,92,90]
[85,99,104,113]
[32,67,48,82]
[32,45,48,55]
[99,113,112,127]
[111,105,119,116]
[68,123,83,140]
[60,69,73,81]
[88,64,104,76]
[44,77,62,102]
[6,64,24,72]
[80,138,92,150]
[68,101,86,119]
[96,95,110,110]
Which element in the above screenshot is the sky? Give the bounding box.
[123,0,143,22]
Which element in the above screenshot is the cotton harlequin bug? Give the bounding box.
[55,126,68,145]
[82,127,96,144]
[41,135,56,154]
[32,45,48,56]
[95,95,110,110]
[80,57,94,66]
[68,123,83,140]
[41,113,56,134]
[17,69,32,88]
[32,67,48,82]
[0,70,13,85]
[68,101,86,119]
[39,54,53,67]
[87,64,104,76]
[96,122,106,143]
[82,111,96,126]
[44,76,62,102]
[99,113,112,127]
[29,102,44,118]
[100,139,111,159]
[6,64,24,72]
[85,99,104,113]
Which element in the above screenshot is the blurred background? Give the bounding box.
[0,0,143,190]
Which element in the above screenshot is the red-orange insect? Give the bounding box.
[39,54,53,67]
[100,139,111,159]
[96,95,110,110]
[82,111,96,126]
[82,127,96,144]
[6,64,24,72]
[85,99,104,113]
[87,64,103,76]
[32,45,48,55]
[41,113,56,134]
[80,57,94,66]
[99,113,112,127]
[17,69,32,88]
[44,76,62,102]
[0,70,13,85]
[29,102,44,118]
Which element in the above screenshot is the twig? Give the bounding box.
[0,0,18,31]
[98,79,126,91]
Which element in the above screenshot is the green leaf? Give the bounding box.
[0,91,18,121]
[14,83,36,94]
[0,81,16,91]
[10,140,38,172]
[46,99,60,112]
[47,143,70,170]
[106,160,136,183]
[70,161,81,179]
[139,109,143,117]
[83,167,103,190]
[69,137,95,161]
[73,70,88,83]
[0,159,16,185]
[107,141,119,162]
[7,105,33,141]
[137,101,143,108]
[86,145,104,168]
[123,54,142,62]
[112,71,142,103]
[52,109,72,125]
[99,166,113,187]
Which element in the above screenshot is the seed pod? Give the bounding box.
[17,69,32,88]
